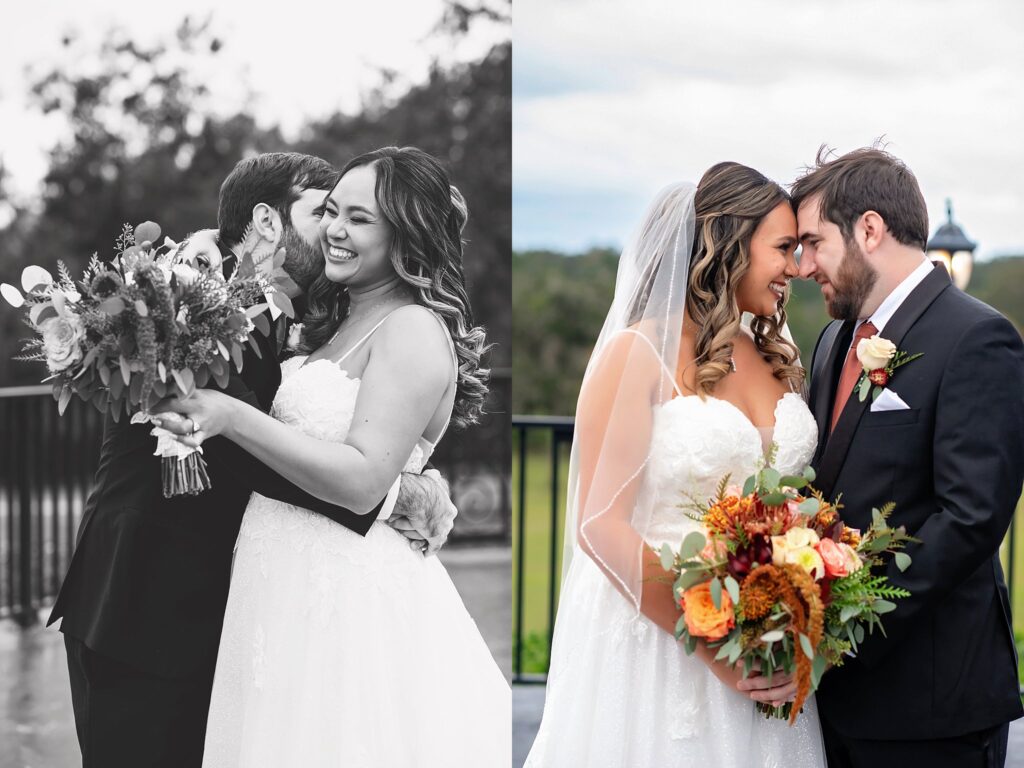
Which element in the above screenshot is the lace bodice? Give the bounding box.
[643,391,818,545]
[272,355,430,473]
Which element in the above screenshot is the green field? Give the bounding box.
[512,429,1024,677]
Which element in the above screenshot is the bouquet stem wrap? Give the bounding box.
[132,412,211,497]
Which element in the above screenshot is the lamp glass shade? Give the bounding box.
[951,250,973,290]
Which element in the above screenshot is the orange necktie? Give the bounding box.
[830,321,878,432]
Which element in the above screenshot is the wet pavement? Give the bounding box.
[0,544,510,768]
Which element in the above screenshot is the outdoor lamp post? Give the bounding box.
[927,198,976,291]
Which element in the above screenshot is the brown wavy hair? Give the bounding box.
[688,162,803,396]
[299,146,489,428]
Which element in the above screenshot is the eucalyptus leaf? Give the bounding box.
[760,630,785,643]
[742,475,756,497]
[57,386,72,416]
[799,632,815,660]
[872,599,896,614]
[100,297,126,315]
[894,552,912,572]
[660,543,675,572]
[810,655,827,691]
[724,575,740,605]
[858,375,871,402]
[685,633,698,655]
[674,614,687,640]
[710,577,723,610]
[803,465,816,482]
[798,498,820,516]
[761,491,787,507]
[779,475,807,490]
[839,605,861,623]
[675,569,707,592]
[679,531,707,561]
[762,467,781,490]
[871,385,883,402]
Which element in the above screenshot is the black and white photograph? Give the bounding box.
[0,1,511,766]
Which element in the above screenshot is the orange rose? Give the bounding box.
[815,537,848,578]
[680,581,735,640]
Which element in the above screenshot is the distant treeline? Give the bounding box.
[513,249,1024,416]
[1,8,510,387]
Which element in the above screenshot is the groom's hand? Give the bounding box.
[736,670,798,706]
[386,469,457,557]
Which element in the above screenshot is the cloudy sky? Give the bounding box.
[0,0,505,203]
[514,0,1024,259]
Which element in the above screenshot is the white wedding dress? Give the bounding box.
[526,391,827,767]
[203,350,510,766]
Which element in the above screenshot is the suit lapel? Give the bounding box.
[814,264,952,498]
[809,320,851,463]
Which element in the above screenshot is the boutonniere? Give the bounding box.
[855,334,923,402]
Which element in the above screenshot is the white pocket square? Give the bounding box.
[870,388,910,412]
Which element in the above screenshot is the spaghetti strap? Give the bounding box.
[618,328,684,398]
[335,308,404,364]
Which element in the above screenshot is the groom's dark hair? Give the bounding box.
[790,145,929,250]
[217,152,338,248]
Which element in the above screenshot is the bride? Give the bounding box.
[157,146,509,766]
[526,163,826,766]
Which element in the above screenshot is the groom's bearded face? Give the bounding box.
[827,238,879,320]
[281,187,332,292]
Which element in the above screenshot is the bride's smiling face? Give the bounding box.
[735,201,799,317]
[318,164,395,287]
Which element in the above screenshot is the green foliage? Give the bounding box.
[511,249,1024,416]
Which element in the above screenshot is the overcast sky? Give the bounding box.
[0,0,505,203]
[514,0,1024,259]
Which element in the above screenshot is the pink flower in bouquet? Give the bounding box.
[700,536,729,561]
[815,537,848,578]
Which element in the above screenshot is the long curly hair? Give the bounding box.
[299,146,489,428]
[688,162,803,396]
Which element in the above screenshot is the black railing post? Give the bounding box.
[15,403,36,626]
[547,430,559,657]
[514,425,527,680]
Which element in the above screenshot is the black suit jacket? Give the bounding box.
[48,302,382,679]
[808,264,1024,740]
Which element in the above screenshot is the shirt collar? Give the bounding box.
[858,258,934,335]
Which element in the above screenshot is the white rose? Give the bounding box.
[772,527,820,568]
[40,314,85,373]
[784,526,820,549]
[857,335,897,371]
[172,264,201,288]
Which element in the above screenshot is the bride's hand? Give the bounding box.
[736,669,798,706]
[151,389,238,447]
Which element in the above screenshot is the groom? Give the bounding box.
[49,152,457,768]
[787,147,1021,766]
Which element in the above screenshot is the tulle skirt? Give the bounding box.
[525,552,825,768]
[203,494,510,767]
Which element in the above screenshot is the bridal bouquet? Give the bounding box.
[659,461,913,724]
[1,221,276,496]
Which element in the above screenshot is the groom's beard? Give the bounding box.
[280,226,324,294]
[825,239,878,320]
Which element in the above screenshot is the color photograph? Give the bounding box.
[513,2,1024,766]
